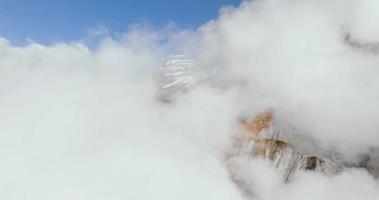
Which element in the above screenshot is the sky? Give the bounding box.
[0,0,241,45]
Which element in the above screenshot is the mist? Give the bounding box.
[1,0,379,199]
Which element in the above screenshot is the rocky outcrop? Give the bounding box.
[230,112,375,182]
[154,55,379,184]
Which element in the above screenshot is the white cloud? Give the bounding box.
[1,0,379,199]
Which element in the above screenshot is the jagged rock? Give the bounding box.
[233,112,345,182]
[153,55,379,183]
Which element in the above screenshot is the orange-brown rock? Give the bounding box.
[238,113,287,159]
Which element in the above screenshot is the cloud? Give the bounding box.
[0,32,244,199]
[1,0,379,199]
[192,0,379,157]
[228,156,379,200]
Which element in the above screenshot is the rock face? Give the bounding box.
[154,55,379,184]
[234,113,345,182]
[154,55,205,102]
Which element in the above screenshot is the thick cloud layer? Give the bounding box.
[0,37,244,199]
[1,0,379,199]
[194,0,379,156]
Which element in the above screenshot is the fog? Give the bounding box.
[1,0,379,199]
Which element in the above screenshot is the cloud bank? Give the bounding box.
[1,0,379,199]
